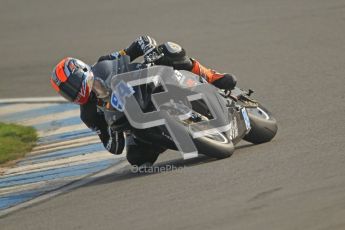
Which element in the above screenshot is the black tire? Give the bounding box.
[243,105,278,144]
[168,116,234,159]
[131,117,234,160]
[193,134,234,159]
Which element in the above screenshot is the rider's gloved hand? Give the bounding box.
[135,36,164,63]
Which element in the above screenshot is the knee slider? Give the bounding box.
[156,42,193,70]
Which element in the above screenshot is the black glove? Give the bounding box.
[135,36,164,63]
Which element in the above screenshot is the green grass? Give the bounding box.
[0,122,38,164]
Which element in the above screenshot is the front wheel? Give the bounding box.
[193,133,234,159]
[169,116,235,159]
[131,116,235,160]
[243,105,278,144]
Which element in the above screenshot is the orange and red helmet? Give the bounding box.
[51,57,94,104]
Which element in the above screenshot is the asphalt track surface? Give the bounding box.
[1,0,345,229]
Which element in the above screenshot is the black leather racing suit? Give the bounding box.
[80,36,235,158]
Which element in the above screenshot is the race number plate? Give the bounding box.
[241,108,251,131]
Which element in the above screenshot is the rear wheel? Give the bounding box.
[243,105,278,144]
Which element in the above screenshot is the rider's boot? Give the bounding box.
[191,59,237,90]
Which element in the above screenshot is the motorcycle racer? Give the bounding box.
[50,36,237,166]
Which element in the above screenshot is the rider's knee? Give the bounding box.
[156,42,193,71]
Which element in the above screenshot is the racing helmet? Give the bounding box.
[50,57,94,104]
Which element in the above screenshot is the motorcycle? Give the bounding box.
[92,55,278,165]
